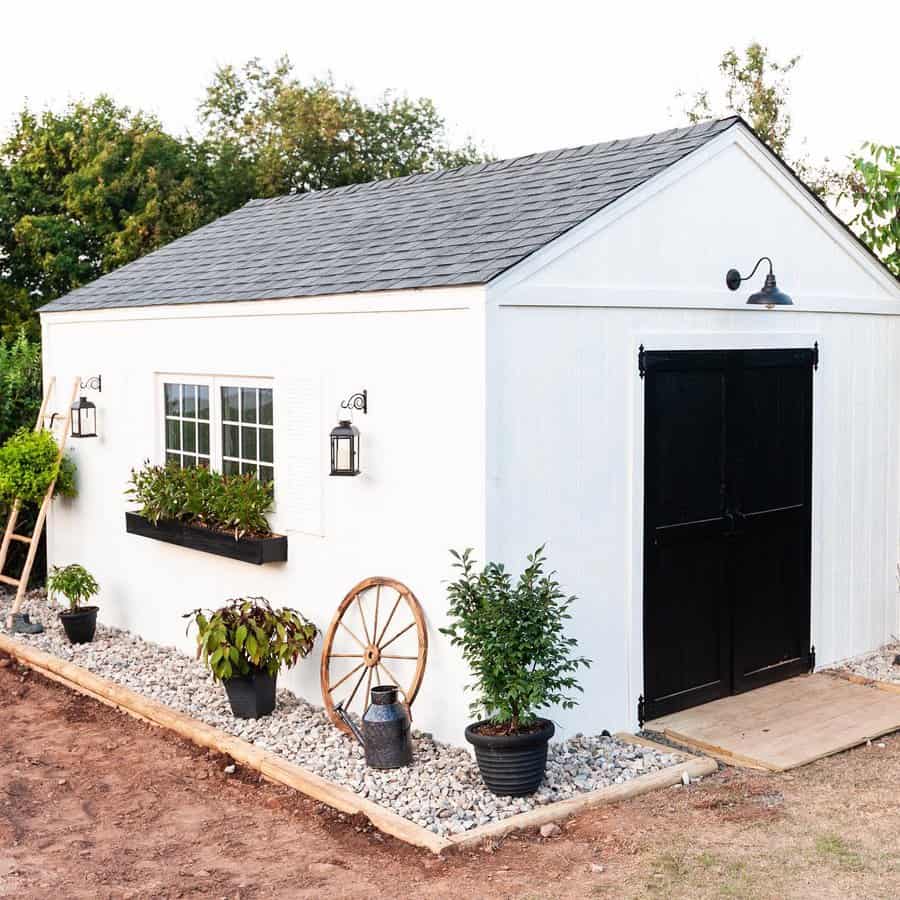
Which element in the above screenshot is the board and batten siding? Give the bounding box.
[486,132,900,737]
[41,287,488,745]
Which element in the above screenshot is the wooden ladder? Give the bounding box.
[1,376,80,628]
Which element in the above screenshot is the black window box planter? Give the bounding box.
[125,512,288,565]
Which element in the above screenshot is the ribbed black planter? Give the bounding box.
[125,512,287,565]
[59,606,98,644]
[465,718,555,796]
[223,668,277,719]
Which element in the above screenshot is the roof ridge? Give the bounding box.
[40,115,751,314]
[243,116,742,208]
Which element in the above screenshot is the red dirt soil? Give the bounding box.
[1,656,898,899]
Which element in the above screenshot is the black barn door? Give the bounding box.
[642,348,813,722]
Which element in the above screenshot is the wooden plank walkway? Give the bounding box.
[647,673,900,771]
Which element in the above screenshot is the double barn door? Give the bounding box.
[642,348,814,722]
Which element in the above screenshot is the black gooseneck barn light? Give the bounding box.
[330,390,367,476]
[70,375,102,439]
[725,257,793,307]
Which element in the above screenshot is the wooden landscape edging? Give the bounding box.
[825,667,900,696]
[446,749,716,851]
[0,633,449,855]
[0,634,717,855]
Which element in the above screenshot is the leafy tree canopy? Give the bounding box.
[197,57,484,203]
[0,58,487,336]
[681,42,799,158]
[680,43,898,277]
[842,143,900,276]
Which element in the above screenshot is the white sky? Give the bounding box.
[2,0,897,167]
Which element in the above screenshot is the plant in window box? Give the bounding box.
[124,462,286,564]
[185,597,318,718]
[441,545,591,796]
[46,564,100,644]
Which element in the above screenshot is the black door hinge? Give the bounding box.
[808,645,816,672]
[637,694,646,728]
[812,341,819,371]
[638,344,646,378]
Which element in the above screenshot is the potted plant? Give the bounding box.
[442,545,590,796]
[185,597,318,718]
[47,564,100,644]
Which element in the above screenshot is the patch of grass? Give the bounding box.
[815,833,866,872]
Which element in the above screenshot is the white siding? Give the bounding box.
[487,133,900,738]
[42,287,487,745]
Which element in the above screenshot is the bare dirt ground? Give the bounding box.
[1,659,898,900]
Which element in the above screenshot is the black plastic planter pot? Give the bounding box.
[59,606,99,644]
[465,718,555,796]
[223,669,277,719]
[125,512,287,565]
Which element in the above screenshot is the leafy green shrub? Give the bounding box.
[185,597,317,681]
[125,461,273,538]
[0,331,42,445]
[47,563,99,611]
[441,546,591,734]
[0,429,77,506]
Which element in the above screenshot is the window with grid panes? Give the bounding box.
[164,383,210,468]
[221,386,274,483]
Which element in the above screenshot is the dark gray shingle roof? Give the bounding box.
[40,117,741,312]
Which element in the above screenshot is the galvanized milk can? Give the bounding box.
[336,684,414,769]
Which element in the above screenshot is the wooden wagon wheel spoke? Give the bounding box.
[374,590,403,646]
[339,620,367,649]
[377,659,404,690]
[371,584,381,649]
[356,593,372,645]
[342,667,369,711]
[379,620,417,652]
[321,577,428,735]
[328,662,364,693]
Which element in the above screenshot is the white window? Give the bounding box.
[220,385,274,484]
[160,376,274,484]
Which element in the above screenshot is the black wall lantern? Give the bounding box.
[70,375,101,439]
[330,390,366,476]
[726,257,793,307]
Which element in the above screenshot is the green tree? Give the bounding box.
[842,143,900,276]
[0,329,42,444]
[678,43,843,197]
[0,96,205,337]
[1,60,488,337]
[681,43,799,157]
[198,57,485,203]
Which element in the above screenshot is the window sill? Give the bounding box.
[124,512,288,565]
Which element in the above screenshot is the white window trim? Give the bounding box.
[156,373,276,504]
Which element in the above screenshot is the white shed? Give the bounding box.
[38,116,900,744]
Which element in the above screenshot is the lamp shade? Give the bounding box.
[747,272,792,306]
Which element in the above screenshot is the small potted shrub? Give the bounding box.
[185,597,317,718]
[47,564,100,644]
[442,545,590,796]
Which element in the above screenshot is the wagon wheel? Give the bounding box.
[321,577,428,735]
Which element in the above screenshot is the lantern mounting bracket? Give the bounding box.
[340,389,367,415]
[726,256,772,291]
[80,374,102,393]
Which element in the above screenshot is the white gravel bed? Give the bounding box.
[835,640,900,685]
[2,590,686,836]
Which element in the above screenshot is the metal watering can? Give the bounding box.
[336,684,414,769]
